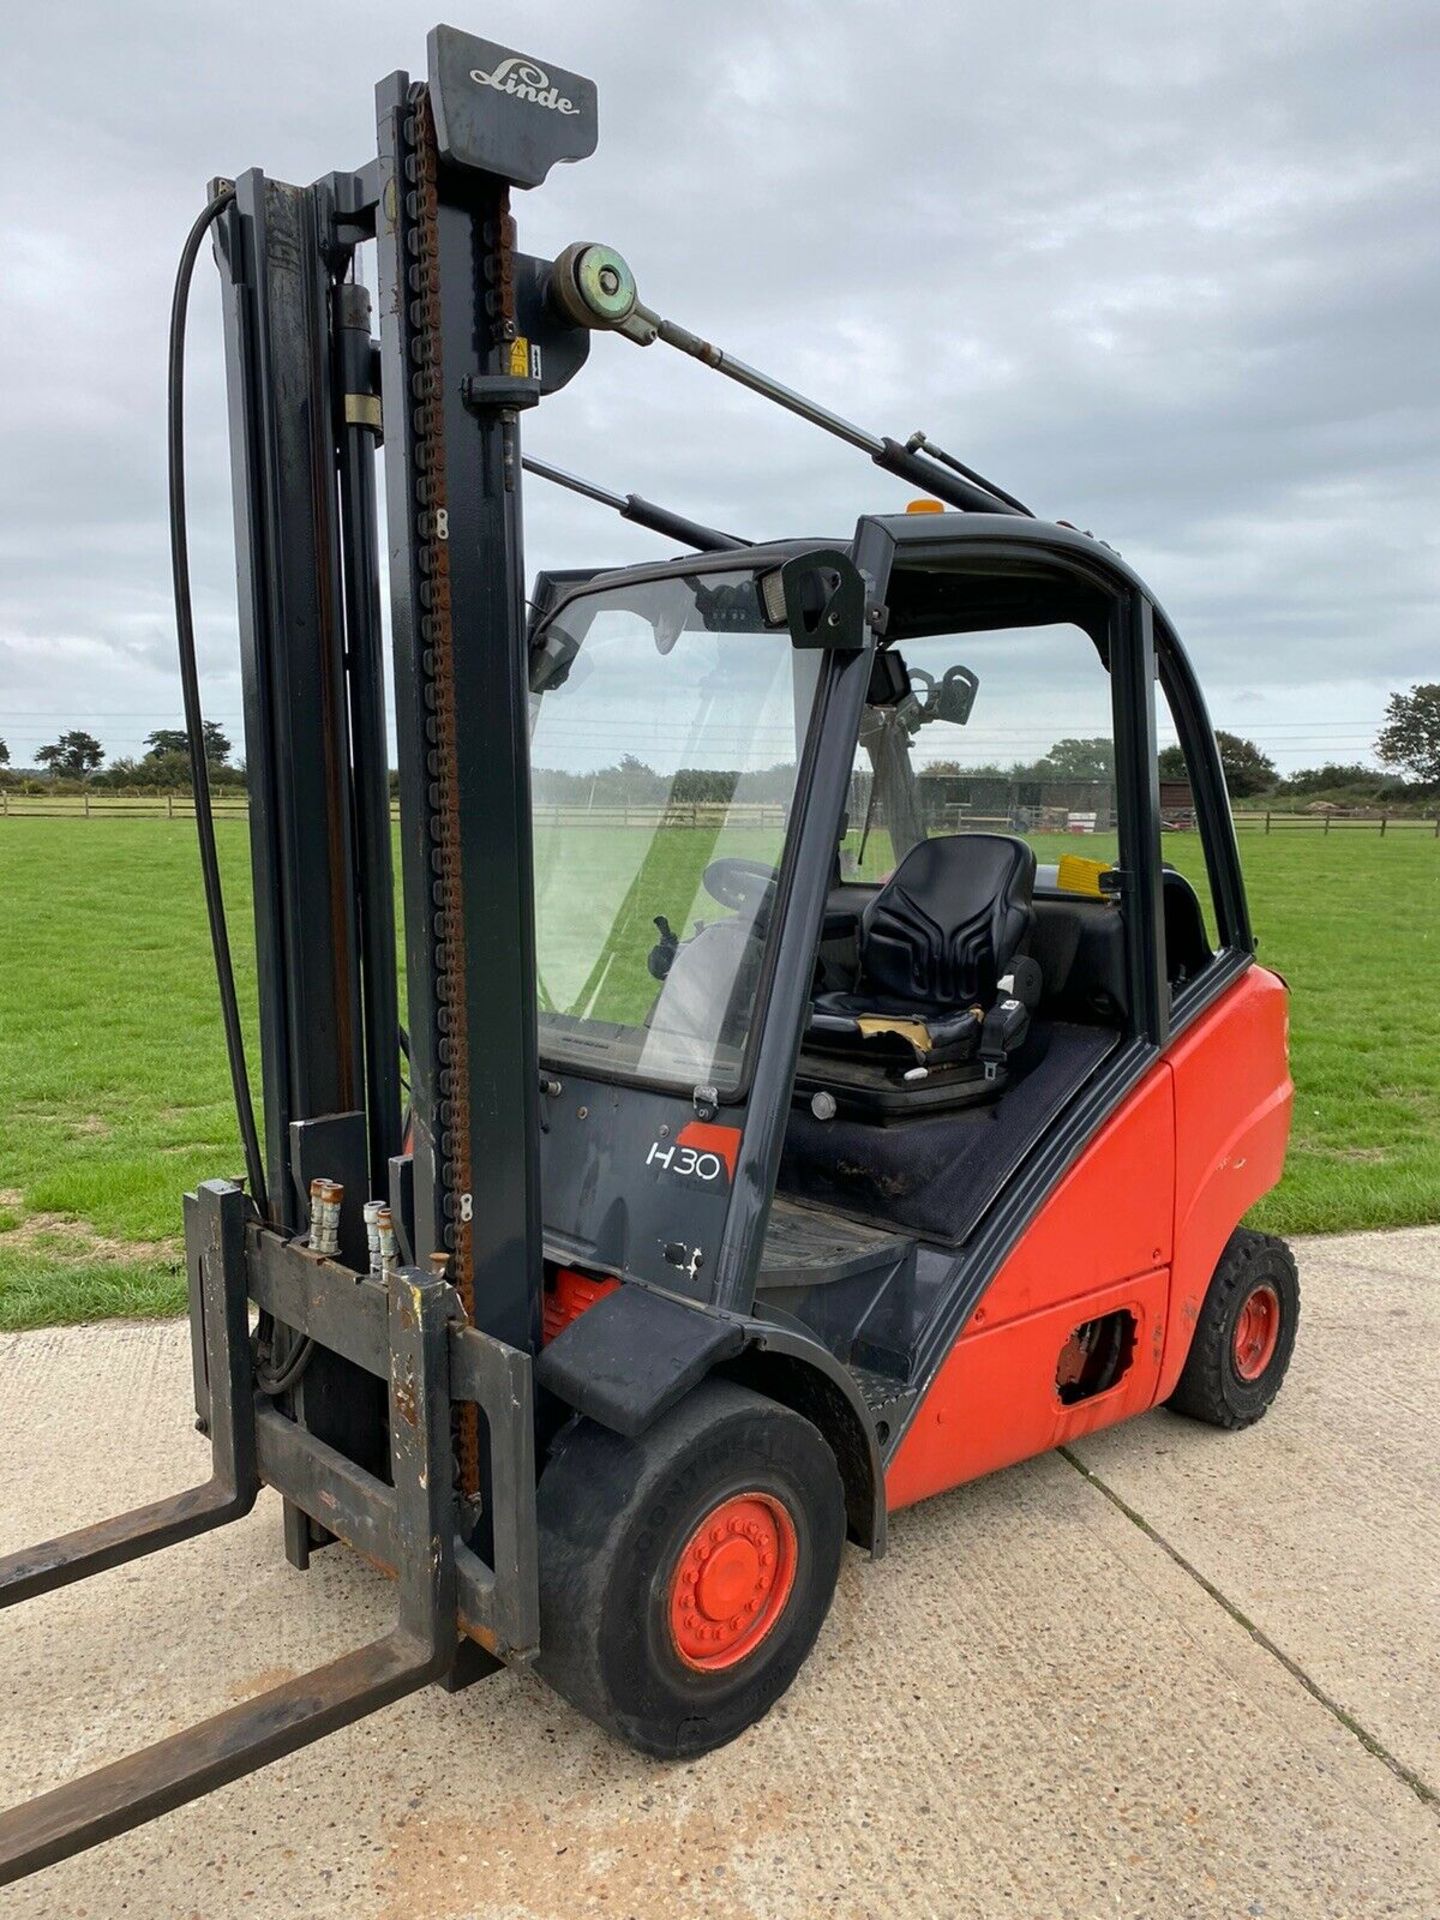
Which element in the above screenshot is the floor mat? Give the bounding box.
[778,1021,1120,1244]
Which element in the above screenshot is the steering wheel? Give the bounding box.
[702,857,780,921]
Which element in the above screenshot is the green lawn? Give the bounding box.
[1,820,1435,1329]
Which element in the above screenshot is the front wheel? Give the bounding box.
[536,1380,845,1757]
[1166,1228,1300,1430]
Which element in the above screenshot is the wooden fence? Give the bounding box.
[1231,810,1440,836]
[0,792,793,829]
[0,792,254,820]
[2,790,1437,836]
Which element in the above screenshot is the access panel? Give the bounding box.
[886,1061,1175,1508]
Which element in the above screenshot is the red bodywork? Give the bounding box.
[886,967,1292,1512]
[543,1266,621,1344]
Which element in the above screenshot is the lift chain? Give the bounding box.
[400,86,479,1497]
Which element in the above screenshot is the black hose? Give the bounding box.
[256,1327,315,1397]
[168,187,269,1217]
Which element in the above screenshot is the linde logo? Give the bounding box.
[469,56,581,115]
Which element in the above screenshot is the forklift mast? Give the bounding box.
[219,30,599,1340]
[205,34,612,1545]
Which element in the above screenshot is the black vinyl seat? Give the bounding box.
[806,833,1040,1086]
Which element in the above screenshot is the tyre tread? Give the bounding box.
[536,1379,844,1757]
[1166,1228,1299,1429]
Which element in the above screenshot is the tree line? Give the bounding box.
[0,723,247,791]
[532,754,799,808]
[902,684,1440,802]
[3,685,1438,798]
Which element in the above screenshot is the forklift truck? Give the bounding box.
[0,24,1299,1883]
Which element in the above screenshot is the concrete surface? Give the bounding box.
[1,1227,1436,1920]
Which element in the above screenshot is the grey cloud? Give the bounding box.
[1,0,1435,770]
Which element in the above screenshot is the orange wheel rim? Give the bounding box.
[1232,1283,1281,1382]
[667,1492,798,1672]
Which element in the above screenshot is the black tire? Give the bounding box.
[535,1379,845,1758]
[1166,1228,1300,1430]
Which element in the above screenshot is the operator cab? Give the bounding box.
[527,515,1232,1277]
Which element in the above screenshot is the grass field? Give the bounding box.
[1,818,1436,1329]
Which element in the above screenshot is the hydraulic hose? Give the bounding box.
[168,186,269,1218]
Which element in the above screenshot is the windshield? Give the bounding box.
[841,626,1117,880]
[529,570,815,1090]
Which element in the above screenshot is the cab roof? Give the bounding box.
[538,513,1172,652]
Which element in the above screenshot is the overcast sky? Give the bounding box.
[2,0,1435,773]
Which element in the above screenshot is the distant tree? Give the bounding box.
[144,721,232,765]
[1276,762,1394,797]
[1214,731,1276,799]
[0,737,9,767]
[35,730,104,779]
[92,747,247,793]
[1033,736,1115,781]
[612,753,660,801]
[1158,734,1274,796]
[143,753,191,789]
[1376,683,1440,787]
[92,756,149,790]
[671,767,740,805]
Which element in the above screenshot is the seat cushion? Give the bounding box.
[811,991,977,1021]
[808,992,982,1064]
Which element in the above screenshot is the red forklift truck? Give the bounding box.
[0,24,1297,1884]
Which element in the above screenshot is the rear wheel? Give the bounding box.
[1166,1228,1300,1430]
[536,1380,845,1757]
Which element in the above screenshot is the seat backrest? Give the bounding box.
[859,833,1036,1006]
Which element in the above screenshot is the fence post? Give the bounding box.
[83,790,90,818]
[167,791,174,820]
[1265,810,1271,835]
[1324,812,1330,835]
[1380,814,1387,838]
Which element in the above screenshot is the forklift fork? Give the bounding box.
[0,1180,538,1885]
[0,1182,257,1610]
